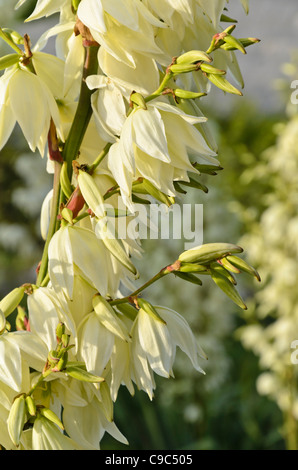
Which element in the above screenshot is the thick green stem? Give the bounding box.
[36,44,99,286]
[63,45,99,179]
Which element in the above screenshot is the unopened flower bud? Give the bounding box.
[56,322,65,342]
[210,268,247,310]
[47,350,60,367]
[226,255,261,281]
[7,394,27,447]
[39,407,64,431]
[222,34,246,54]
[15,305,29,331]
[0,286,25,318]
[60,161,73,200]
[200,63,226,75]
[176,50,212,65]
[61,207,74,225]
[179,243,243,264]
[174,89,207,100]
[169,63,200,75]
[93,294,131,341]
[0,53,19,71]
[65,364,105,383]
[206,73,243,96]
[130,92,147,110]
[61,334,70,348]
[25,395,37,417]
[137,298,166,324]
[221,37,260,51]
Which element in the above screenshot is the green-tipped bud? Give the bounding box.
[101,233,138,277]
[2,28,24,45]
[138,298,166,324]
[8,394,27,447]
[174,89,207,100]
[0,286,26,318]
[93,294,131,341]
[65,365,105,383]
[0,53,19,71]
[47,350,60,367]
[179,243,243,265]
[61,334,70,348]
[52,352,68,372]
[60,161,73,200]
[130,92,147,110]
[210,262,237,285]
[179,263,209,274]
[223,35,246,54]
[206,73,243,96]
[223,24,237,35]
[39,408,64,431]
[210,268,247,310]
[25,396,37,417]
[78,169,105,220]
[200,63,226,75]
[176,50,212,65]
[174,271,203,286]
[219,257,241,274]
[226,255,261,282]
[56,322,65,342]
[220,37,260,51]
[61,207,74,225]
[170,63,200,75]
[15,306,29,331]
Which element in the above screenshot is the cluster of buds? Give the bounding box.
[166,243,261,310]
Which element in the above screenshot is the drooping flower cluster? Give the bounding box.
[0,0,258,450]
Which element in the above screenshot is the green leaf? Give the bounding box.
[0,53,19,71]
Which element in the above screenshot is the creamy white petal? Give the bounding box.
[132,107,170,162]
[137,309,173,377]
[0,336,22,391]
[77,0,106,34]
[156,306,206,373]
[48,226,74,299]
[79,313,114,376]
[68,226,109,296]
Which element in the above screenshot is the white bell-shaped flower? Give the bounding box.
[0,63,62,155]
[108,100,218,210]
